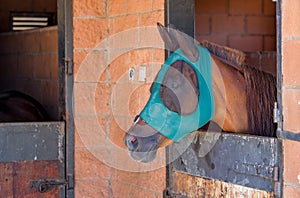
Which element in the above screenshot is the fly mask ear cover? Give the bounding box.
[140,46,215,142]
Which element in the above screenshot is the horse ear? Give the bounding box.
[157,22,179,51]
[173,29,199,62]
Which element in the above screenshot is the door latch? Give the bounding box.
[30,179,67,193]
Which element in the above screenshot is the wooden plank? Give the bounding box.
[171,172,274,198]
[0,161,62,197]
[0,163,14,196]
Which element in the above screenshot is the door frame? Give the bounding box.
[165,0,284,197]
[57,0,74,197]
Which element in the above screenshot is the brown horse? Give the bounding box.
[0,90,49,122]
[124,23,276,163]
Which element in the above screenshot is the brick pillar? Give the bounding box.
[281,0,300,197]
[73,0,166,197]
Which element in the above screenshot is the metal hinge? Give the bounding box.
[273,167,282,198]
[30,175,74,193]
[64,58,73,75]
[273,102,281,123]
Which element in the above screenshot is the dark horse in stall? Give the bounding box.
[124,23,276,163]
[0,90,49,122]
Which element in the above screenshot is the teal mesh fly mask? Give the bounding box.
[140,46,215,142]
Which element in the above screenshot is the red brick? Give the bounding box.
[75,148,111,179]
[73,0,106,17]
[75,49,107,83]
[111,181,131,197]
[195,0,227,14]
[263,0,276,15]
[229,0,262,15]
[73,18,109,49]
[33,54,58,79]
[110,49,153,82]
[109,116,131,149]
[111,83,140,116]
[74,116,107,146]
[196,35,227,46]
[283,185,300,198]
[195,15,210,35]
[111,167,166,192]
[74,83,97,115]
[261,52,276,75]
[128,186,161,198]
[21,31,42,53]
[283,140,300,184]
[140,10,164,27]
[108,0,127,16]
[282,40,300,86]
[17,55,34,79]
[282,0,300,37]
[139,26,164,49]
[39,81,59,119]
[75,129,85,147]
[128,0,152,14]
[75,179,109,198]
[212,16,244,34]
[95,83,111,114]
[245,52,261,69]
[40,27,58,51]
[229,35,263,51]
[282,88,300,132]
[113,15,139,34]
[247,16,275,35]
[264,35,276,51]
[153,0,164,10]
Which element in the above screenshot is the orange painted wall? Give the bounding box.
[281,0,300,196]
[73,0,166,197]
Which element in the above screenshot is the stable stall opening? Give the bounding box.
[0,0,60,120]
[166,0,281,197]
[0,1,71,196]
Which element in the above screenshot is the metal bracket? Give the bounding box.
[273,102,280,123]
[163,188,188,198]
[30,178,67,193]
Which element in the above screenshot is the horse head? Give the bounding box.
[124,23,216,162]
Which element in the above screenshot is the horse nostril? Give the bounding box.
[125,135,138,150]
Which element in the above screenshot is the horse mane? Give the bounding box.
[242,65,276,136]
[200,40,246,71]
[200,40,276,137]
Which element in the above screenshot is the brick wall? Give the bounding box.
[281,0,300,197]
[0,0,57,33]
[195,0,276,52]
[73,0,165,197]
[0,26,59,120]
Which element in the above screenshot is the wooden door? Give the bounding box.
[0,122,66,197]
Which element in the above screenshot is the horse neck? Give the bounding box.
[210,55,249,133]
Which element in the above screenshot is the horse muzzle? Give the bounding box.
[124,134,158,163]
